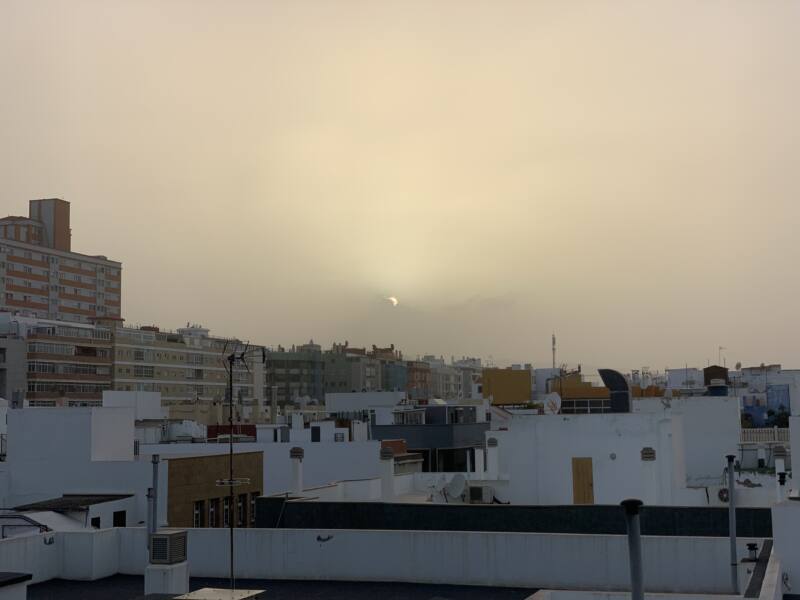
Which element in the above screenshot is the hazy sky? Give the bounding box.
[2,1,799,371]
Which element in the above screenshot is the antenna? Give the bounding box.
[552,333,556,370]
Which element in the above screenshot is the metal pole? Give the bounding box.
[228,353,235,592]
[621,499,644,600]
[727,454,739,594]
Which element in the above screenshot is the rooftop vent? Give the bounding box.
[149,530,187,565]
[641,447,656,461]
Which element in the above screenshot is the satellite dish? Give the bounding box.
[445,474,466,499]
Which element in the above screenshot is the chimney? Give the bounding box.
[290,447,304,494]
[380,446,395,501]
[486,437,499,479]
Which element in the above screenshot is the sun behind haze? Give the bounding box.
[1,1,799,370]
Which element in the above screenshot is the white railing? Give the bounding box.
[740,427,790,444]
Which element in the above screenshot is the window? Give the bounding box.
[90,517,101,529]
[208,498,218,527]
[223,497,230,527]
[134,365,154,378]
[134,349,145,361]
[113,510,127,527]
[193,500,205,527]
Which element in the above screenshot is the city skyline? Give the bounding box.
[3,1,800,370]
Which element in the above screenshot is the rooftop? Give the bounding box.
[29,575,535,600]
[14,494,133,512]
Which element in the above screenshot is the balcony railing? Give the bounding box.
[740,427,789,444]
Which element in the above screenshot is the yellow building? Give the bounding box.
[482,368,531,406]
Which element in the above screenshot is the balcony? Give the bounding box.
[740,427,789,444]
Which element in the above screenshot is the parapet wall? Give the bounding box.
[0,527,759,593]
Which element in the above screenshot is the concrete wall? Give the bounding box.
[142,440,382,496]
[103,391,166,420]
[496,406,740,506]
[495,413,685,505]
[771,501,800,586]
[5,408,164,526]
[0,526,761,593]
[633,396,740,485]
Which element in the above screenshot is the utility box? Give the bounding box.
[150,530,188,565]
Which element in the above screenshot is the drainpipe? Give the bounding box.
[380,446,395,501]
[150,454,160,537]
[726,454,739,594]
[290,447,304,495]
[474,445,485,477]
[486,437,499,480]
[621,499,644,600]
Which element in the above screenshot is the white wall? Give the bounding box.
[5,408,163,527]
[633,396,740,485]
[494,413,712,505]
[0,527,759,593]
[772,501,800,586]
[91,408,135,461]
[142,440,382,495]
[102,391,166,420]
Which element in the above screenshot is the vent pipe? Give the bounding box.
[290,447,304,494]
[149,454,160,537]
[621,499,644,600]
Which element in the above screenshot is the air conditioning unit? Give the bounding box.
[149,530,188,565]
[468,485,494,504]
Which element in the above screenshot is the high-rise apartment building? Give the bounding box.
[110,323,263,418]
[324,342,382,393]
[0,199,122,324]
[263,341,325,405]
[0,313,112,406]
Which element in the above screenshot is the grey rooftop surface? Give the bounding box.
[28,575,535,600]
[14,494,133,512]
[0,572,33,588]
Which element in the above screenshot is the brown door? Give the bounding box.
[572,457,594,504]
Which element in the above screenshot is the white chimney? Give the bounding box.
[486,437,499,480]
[290,446,304,494]
[380,446,395,501]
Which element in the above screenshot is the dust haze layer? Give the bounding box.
[1,1,799,371]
